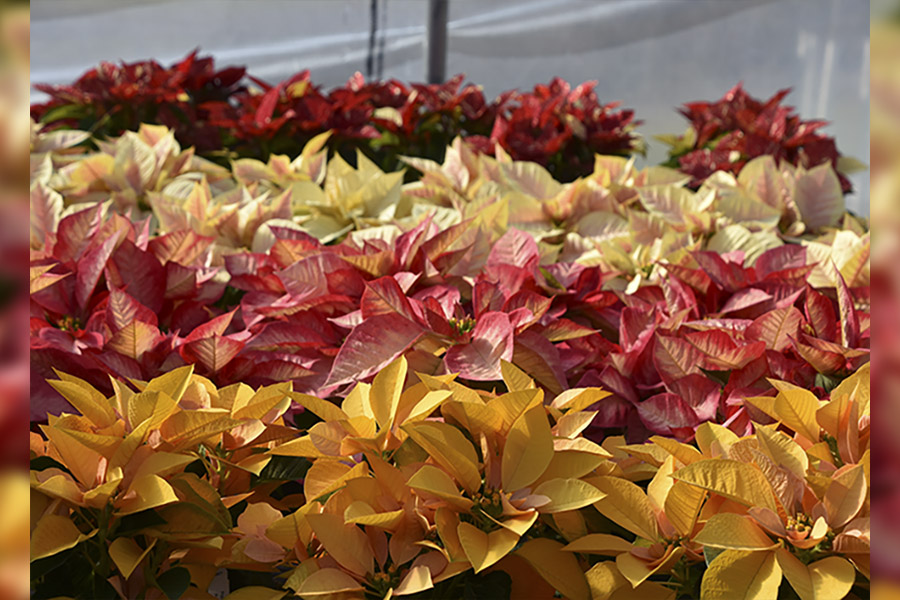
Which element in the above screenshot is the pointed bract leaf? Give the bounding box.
[701,550,782,600]
[589,476,658,541]
[746,307,803,352]
[694,513,778,550]
[502,405,553,492]
[672,459,777,512]
[371,356,407,430]
[793,163,843,231]
[457,521,519,574]
[444,312,514,381]
[402,421,481,493]
[327,314,423,387]
[533,478,606,513]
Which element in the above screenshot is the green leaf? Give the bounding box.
[157,566,191,600]
[111,508,167,538]
[255,456,311,483]
[30,456,71,474]
[40,104,91,124]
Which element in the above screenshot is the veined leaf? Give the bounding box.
[754,424,809,479]
[694,513,778,551]
[653,334,701,382]
[127,390,178,431]
[326,314,423,387]
[47,378,116,428]
[106,320,161,361]
[701,549,781,600]
[793,163,843,231]
[30,264,68,295]
[501,359,535,392]
[533,478,606,513]
[672,459,778,512]
[288,392,348,423]
[502,405,553,492]
[773,389,820,443]
[233,382,292,421]
[406,464,474,512]
[306,513,374,578]
[824,464,866,529]
[746,307,803,352]
[444,311,514,381]
[402,421,481,493]
[159,409,240,449]
[664,480,707,538]
[649,436,703,465]
[370,355,407,431]
[588,476,658,541]
[116,475,179,515]
[360,276,419,322]
[30,514,96,562]
[550,388,611,413]
[40,424,103,489]
[142,366,195,404]
[109,537,156,579]
[615,546,684,589]
[74,227,122,309]
[180,334,245,374]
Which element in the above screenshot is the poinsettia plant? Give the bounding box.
[33,52,642,180]
[33,124,867,274]
[31,50,246,153]
[30,204,870,453]
[574,243,869,443]
[658,83,863,192]
[30,365,296,599]
[30,122,870,456]
[32,357,868,598]
[29,202,230,419]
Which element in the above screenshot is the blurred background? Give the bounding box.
[31,0,870,214]
[3,3,32,599]
[871,0,899,596]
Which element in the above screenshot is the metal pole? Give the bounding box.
[366,0,377,78]
[425,0,448,84]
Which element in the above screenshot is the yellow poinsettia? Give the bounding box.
[30,366,296,596]
[258,358,615,600]
[669,364,870,600]
[43,122,231,212]
[270,356,453,463]
[560,456,705,598]
[404,365,610,585]
[32,356,870,598]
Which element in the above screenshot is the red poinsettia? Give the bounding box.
[574,245,868,443]
[33,52,642,180]
[666,83,851,192]
[476,78,641,181]
[29,204,229,418]
[32,49,245,152]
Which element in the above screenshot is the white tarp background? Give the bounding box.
[32,0,869,214]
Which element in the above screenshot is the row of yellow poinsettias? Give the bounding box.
[30,358,869,599]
